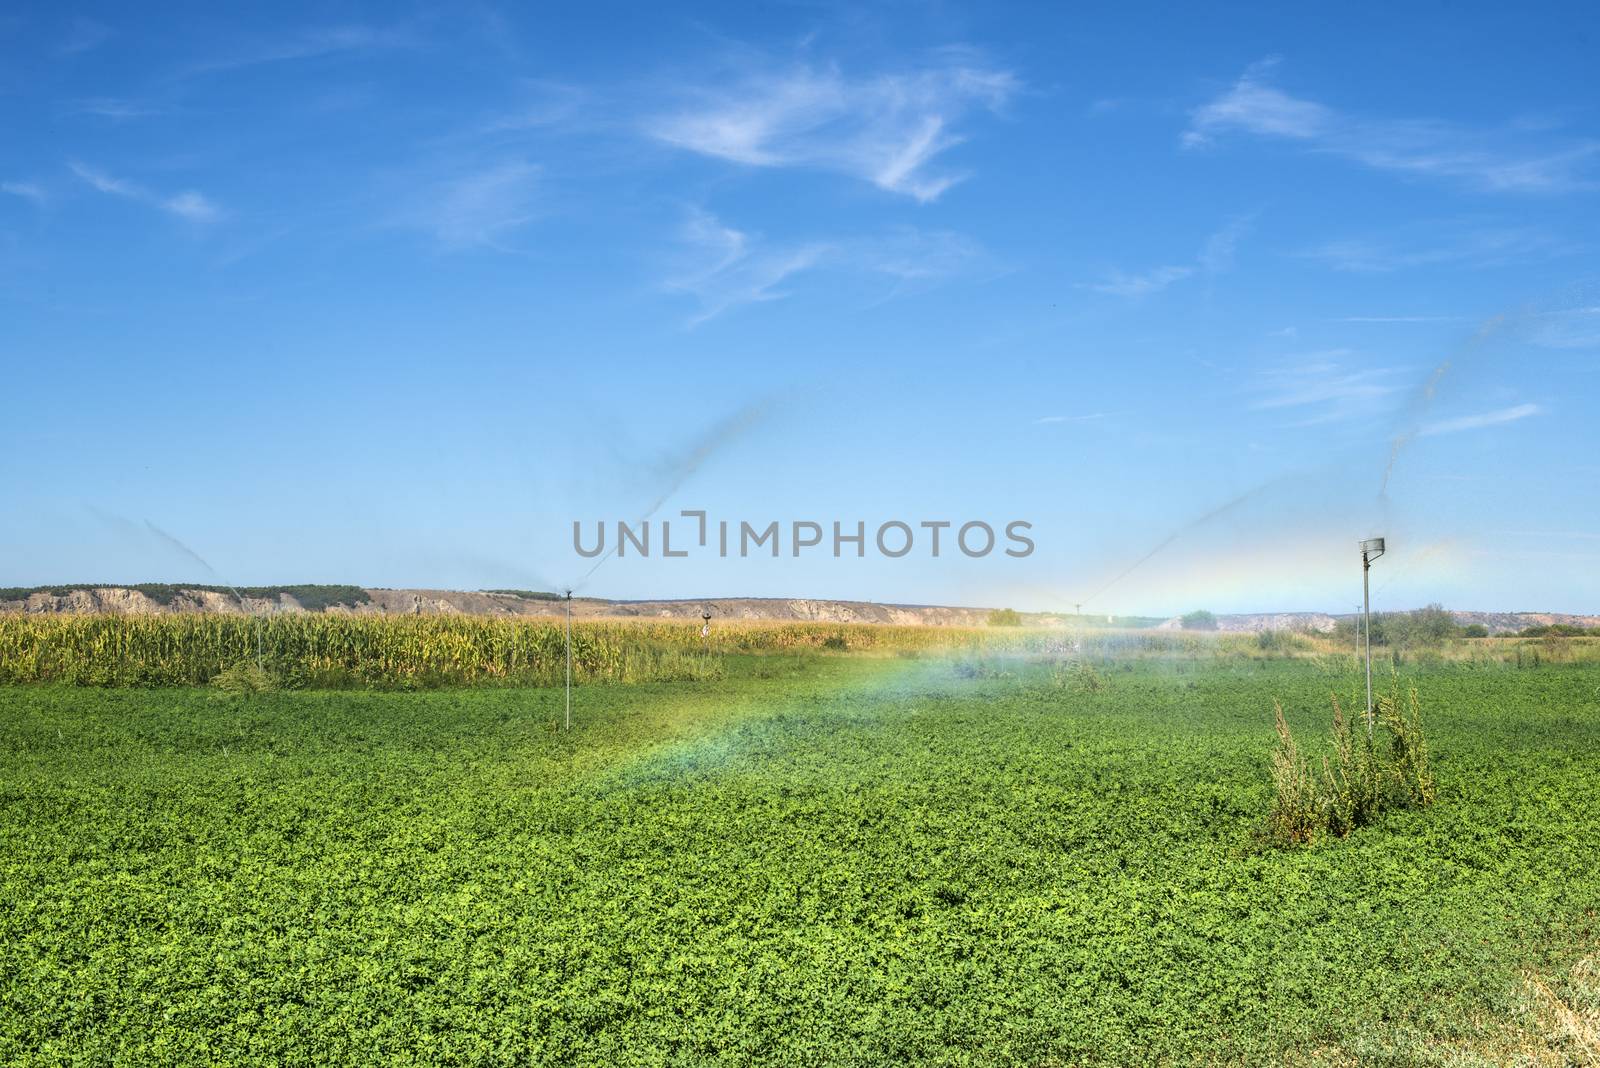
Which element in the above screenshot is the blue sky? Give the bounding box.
[2,2,1598,614]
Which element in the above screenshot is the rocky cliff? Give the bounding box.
[5,585,1595,633]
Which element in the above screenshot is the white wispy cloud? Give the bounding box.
[846,227,992,297]
[182,23,413,76]
[665,210,987,324]
[409,161,542,249]
[1185,60,1599,193]
[477,80,586,134]
[1250,352,1409,425]
[647,51,1018,202]
[69,162,137,197]
[69,162,221,222]
[667,210,829,325]
[1419,402,1543,436]
[1530,306,1600,350]
[1084,217,1248,298]
[1,181,46,205]
[1085,264,1193,298]
[163,190,220,222]
[1302,224,1576,272]
[1034,412,1110,425]
[1197,216,1250,274]
[67,97,162,120]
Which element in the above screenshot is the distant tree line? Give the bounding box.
[1334,604,1463,647]
[1517,623,1600,638]
[1332,604,1600,645]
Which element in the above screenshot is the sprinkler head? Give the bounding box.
[1360,537,1386,554]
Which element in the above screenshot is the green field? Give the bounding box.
[3,653,1598,1064]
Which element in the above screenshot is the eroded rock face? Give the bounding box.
[0,587,997,625]
[1156,612,1340,633]
[6,586,1592,633]
[19,587,164,615]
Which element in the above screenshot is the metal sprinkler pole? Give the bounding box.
[564,590,573,732]
[1363,566,1372,728]
[1360,538,1386,735]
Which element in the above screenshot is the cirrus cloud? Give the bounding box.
[68,161,221,223]
[647,51,1018,203]
[1185,59,1599,193]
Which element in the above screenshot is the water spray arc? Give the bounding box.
[572,400,774,591]
[144,520,263,669]
[1071,472,1301,613]
[555,398,776,732]
[1361,537,1386,733]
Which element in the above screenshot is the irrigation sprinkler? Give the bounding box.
[564,589,573,732]
[700,607,713,640]
[1360,537,1387,733]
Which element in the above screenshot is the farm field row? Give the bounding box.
[2,656,1598,1063]
[5,613,1600,688]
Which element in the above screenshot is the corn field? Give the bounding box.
[0,614,1027,688]
[3,614,1575,688]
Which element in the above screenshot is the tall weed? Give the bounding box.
[1268,682,1436,845]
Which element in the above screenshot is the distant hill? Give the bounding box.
[1150,609,1600,636]
[1440,609,1600,635]
[0,585,1001,626]
[1154,612,1343,634]
[3,585,1594,634]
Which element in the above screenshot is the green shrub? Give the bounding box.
[211,661,278,693]
[1334,604,1464,647]
[1055,660,1105,692]
[1255,629,1305,654]
[1520,623,1595,638]
[953,658,1010,680]
[986,608,1023,627]
[1181,610,1218,631]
